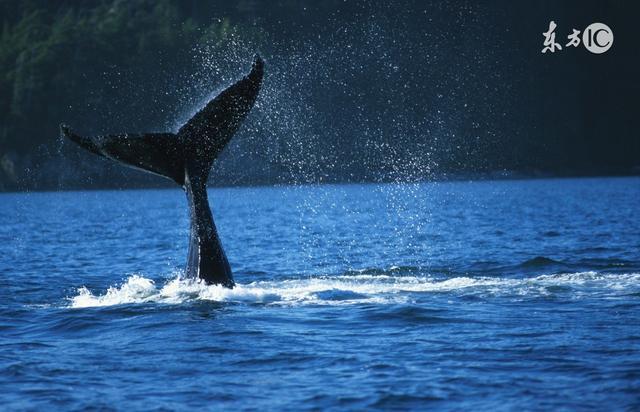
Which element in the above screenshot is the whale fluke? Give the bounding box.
[62,55,264,288]
[61,127,185,184]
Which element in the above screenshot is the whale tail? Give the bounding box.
[62,55,264,287]
[61,55,263,186]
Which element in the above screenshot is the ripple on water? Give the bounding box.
[64,271,640,309]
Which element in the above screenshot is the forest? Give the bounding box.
[0,0,638,191]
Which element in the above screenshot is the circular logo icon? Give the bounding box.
[582,22,613,54]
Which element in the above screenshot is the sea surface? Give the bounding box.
[1,177,639,410]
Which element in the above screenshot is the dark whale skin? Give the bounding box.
[61,56,264,288]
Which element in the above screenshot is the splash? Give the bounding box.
[68,271,640,309]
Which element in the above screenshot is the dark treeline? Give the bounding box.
[0,0,638,191]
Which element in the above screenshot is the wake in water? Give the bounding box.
[69,271,640,308]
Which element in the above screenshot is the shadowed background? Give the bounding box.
[0,0,638,191]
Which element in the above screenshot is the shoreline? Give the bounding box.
[1,172,638,195]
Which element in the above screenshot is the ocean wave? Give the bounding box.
[518,256,564,268]
[68,271,640,309]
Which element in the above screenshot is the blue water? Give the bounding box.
[1,177,639,410]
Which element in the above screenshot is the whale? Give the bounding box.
[61,55,264,288]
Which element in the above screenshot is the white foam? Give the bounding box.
[70,275,157,307]
[68,271,640,308]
